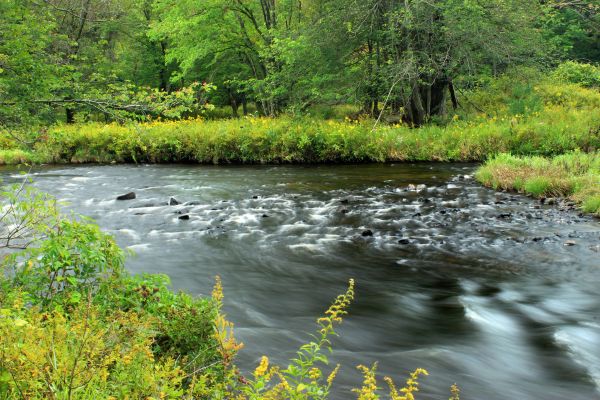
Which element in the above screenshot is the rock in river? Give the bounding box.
[116,192,136,201]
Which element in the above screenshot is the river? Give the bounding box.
[2,163,599,400]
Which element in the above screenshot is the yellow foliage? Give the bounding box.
[353,364,380,400]
[0,303,185,399]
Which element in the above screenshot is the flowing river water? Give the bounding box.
[2,163,599,400]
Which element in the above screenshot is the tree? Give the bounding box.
[541,0,600,62]
[324,0,546,124]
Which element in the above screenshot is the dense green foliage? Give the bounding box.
[476,151,600,215]
[0,187,230,397]
[1,0,598,126]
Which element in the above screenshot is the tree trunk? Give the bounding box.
[242,96,248,115]
[229,94,239,118]
[66,107,75,124]
[406,79,450,126]
[429,80,448,116]
[449,81,459,110]
[158,42,171,92]
[408,83,426,126]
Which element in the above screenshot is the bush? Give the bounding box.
[0,191,226,398]
[553,61,600,88]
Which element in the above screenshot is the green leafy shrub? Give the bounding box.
[7,218,125,309]
[553,61,600,88]
[0,188,226,398]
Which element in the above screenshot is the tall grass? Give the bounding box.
[476,151,600,216]
[0,107,596,165]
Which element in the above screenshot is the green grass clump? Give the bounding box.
[476,151,600,216]
[0,149,37,165]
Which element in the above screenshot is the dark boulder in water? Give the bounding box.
[361,229,373,237]
[169,197,180,206]
[117,192,136,201]
[178,214,190,220]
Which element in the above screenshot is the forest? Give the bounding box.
[1,0,599,126]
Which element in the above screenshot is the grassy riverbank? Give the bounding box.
[1,81,599,166]
[476,151,600,216]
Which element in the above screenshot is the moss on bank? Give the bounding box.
[476,151,600,216]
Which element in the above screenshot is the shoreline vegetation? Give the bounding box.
[477,152,600,216]
[1,79,599,166]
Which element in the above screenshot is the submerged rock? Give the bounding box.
[117,192,136,201]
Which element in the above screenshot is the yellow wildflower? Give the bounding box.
[308,367,321,381]
[254,356,269,378]
[353,363,379,400]
[327,364,340,387]
[212,275,223,305]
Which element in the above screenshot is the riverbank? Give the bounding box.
[476,152,600,216]
[1,82,598,166]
